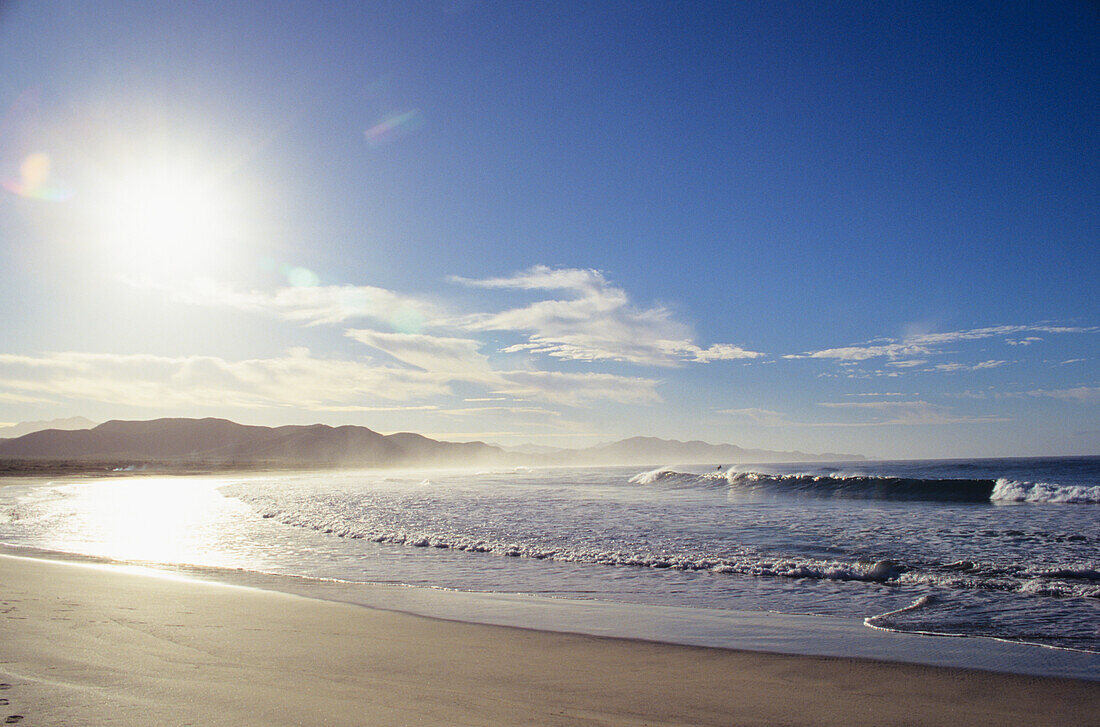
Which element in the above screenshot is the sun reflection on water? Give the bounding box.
[32,477,254,567]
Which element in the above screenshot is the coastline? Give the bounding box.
[2,467,1098,683]
[2,553,1097,726]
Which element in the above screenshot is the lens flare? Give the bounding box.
[364,109,423,146]
[282,264,320,287]
[390,308,425,333]
[1,152,72,201]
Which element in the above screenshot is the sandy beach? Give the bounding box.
[0,554,1095,726]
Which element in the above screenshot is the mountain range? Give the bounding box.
[0,417,862,469]
[0,416,98,439]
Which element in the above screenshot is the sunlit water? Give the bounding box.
[1,458,1098,657]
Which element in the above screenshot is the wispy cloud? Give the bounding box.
[345,326,661,406]
[0,390,51,404]
[1024,386,1100,403]
[489,370,661,406]
[453,266,763,366]
[716,407,791,426]
[308,404,441,413]
[439,405,562,417]
[0,348,661,411]
[787,342,929,362]
[719,400,1006,427]
[132,277,445,329]
[789,324,1095,370]
[930,360,1006,373]
[133,268,763,369]
[885,359,929,368]
[0,350,454,410]
[346,329,491,374]
[817,400,1009,425]
[451,266,607,292]
[909,325,1093,344]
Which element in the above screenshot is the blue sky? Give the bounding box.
[0,1,1096,458]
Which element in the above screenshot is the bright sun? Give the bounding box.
[97,153,238,280]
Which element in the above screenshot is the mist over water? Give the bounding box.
[1,457,1098,656]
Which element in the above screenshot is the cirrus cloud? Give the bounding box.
[453,266,764,366]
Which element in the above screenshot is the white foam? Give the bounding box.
[991,478,1100,504]
[627,467,677,485]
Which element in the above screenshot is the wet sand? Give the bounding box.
[0,554,1096,726]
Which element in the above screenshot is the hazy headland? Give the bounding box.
[0,416,863,476]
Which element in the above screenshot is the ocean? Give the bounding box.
[2,456,1098,672]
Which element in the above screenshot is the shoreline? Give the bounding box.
[189,556,1100,681]
[3,541,1098,682]
[2,553,1098,725]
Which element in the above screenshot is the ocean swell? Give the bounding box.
[629,468,1100,504]
[224,487,1099,600]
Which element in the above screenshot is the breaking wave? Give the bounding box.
[628,468,1100,504]
[224,489,1099,601]
[990,478,1100,504]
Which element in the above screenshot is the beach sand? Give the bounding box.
[0,554,1096,726]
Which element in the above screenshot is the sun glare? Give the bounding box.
[96,152,239,280]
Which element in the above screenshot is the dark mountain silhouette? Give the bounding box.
[0,418,504,467]
[0,417,862,469]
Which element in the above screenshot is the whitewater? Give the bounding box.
[1,456,1098,663]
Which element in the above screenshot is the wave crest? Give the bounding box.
[628,469,1099,504]
[991,478,1100,504]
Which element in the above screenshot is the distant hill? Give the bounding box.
[559,436,862,465]
[497,443,566,455]
[0,417,862,469]
[0,418,505,468]
[0,416,97,440]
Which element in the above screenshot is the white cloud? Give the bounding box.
[308,404,441,413]
[719,400,1005,427]
[716,407,791,425]
[796,343,931,362]
[346,329,491,374]
[0,391,51,404]
[133,268,763,369]
[344,326,661,406]
[454,266,763,366]
[490,370,661,406]
[794,324,1094,370]
[817,400,1008,425]
[688,343,765,363]
[450,266,607,292]
[134,277,445,328]
[439,405,562,417]
[1025,386,1100,403]
[0,350,454,411]
[931,360,1006,373]
[907,325,1093,345]
[0,347,664,412]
